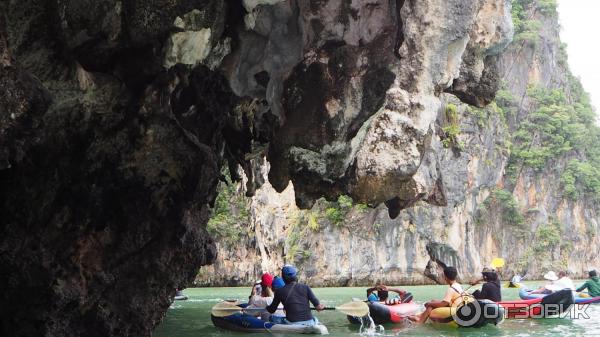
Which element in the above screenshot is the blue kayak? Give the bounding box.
[211,313,329,334]
[519,287,600,304]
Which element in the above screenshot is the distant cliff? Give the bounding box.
[198,0,600,286]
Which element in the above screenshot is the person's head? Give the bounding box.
[272,276,285,290]
[443,266,458,284]
[282,265,298,284]
[590,270,597,278]
[377,290,389,301]
[260,272,274,297]
[558,270,567,278]
[261,273,274,288]
[543,271,558,282]
[482,267,498,282]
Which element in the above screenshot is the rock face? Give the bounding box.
[1,0,515,336]
[266,0,513,210]
[198,1,600,286]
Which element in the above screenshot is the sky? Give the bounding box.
[557,0,600,111]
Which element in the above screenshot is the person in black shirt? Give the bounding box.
[470,267,501,302]
[266,265,324,325]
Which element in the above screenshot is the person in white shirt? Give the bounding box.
[248,272,275,320]
[551,270,575,291]
[409,266,464,324]
[531,271,572,294]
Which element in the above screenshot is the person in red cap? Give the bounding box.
[248,272,276,320]
[262,273,274,288]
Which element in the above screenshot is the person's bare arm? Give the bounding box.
[425,300,450,308]
[470,278,483,286]
[366,287,378,296]
[530,287,546,294]
[389,287,406,294]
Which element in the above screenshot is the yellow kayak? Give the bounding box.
[505,282,521,288]
[429,300,504,328]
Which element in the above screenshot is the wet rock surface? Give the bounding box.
[1,0,513,336]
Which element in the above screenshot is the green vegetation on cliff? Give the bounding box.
[477,188,524,227]
[512,0,557,45]
[517,219,570,271]
[504,0,600,203]
[442,104,461,149]
[505,81,600,200]
[206,171,251,246]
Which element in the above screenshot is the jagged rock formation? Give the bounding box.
[1,0,514,336]
[198,0,600,286]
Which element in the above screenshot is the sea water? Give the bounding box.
[154,282,600,337]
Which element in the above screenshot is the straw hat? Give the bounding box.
[543,271,558,281]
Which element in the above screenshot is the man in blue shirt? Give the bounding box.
[266,265,324,326]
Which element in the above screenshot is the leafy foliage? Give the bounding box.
[533,220,562,253]
[511,0,541,45]
[536,0,557,16]
[325,195,356,226]
[206,171,251,246]
[505,80,600,200]
[442,104,462,149]
[477,188,524,227]
[561,161,600,201]
[511,0,557,45]
[517,220,566,271]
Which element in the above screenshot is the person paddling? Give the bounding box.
[531,271,559,294]
[266,265,325,326]
[470,267,501,302]
[409,266,464,324]
[576,270,600,297]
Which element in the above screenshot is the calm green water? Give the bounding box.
[154,282,600,337]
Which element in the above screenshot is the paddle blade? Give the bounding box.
[336,301,370,317]
[491,258,505,269]
[211,302,243,317]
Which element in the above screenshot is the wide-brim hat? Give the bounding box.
[544,271,558,281]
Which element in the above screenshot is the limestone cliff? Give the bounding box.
[199,0,600,286]
[1,0,514,336]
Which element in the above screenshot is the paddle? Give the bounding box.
[330,301,369,316]
[211,301,265,317]
[211,301,369,318]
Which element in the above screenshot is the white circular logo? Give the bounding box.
[451,297,482,327]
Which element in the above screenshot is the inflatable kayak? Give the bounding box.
[500,289,574,318]
[174,290,188,300]
[519,287,600,304]
[211,313,329,334]
[505,282,522,288]
[347,301,421,325]
[429,300,504,328]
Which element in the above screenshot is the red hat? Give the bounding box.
[261,273,274,287]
